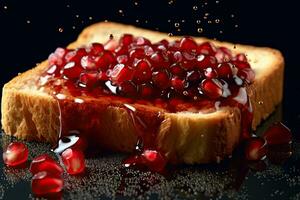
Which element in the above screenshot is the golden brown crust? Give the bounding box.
[1,22,284,164]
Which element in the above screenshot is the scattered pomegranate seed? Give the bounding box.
[3,142,29,167]
[245,137,267,161]
[31,171,63,196]
[142,150,167,172]
[61,148,86,175]
[30,154,63,177]
[263,122,292,145]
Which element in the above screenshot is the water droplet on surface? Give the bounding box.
[219,30,223,34]
[4,5,8,9]
[205,13,210,16]
[134,2,138,6]
[233,45,236,49]
[26,20,31,24]
[118,10,124,16]
[145,20,148,23]
[181,19,185,23]
[216,0,220,4]
[168,33,173,37]
[75,14,79,18]
[208,20,212,24]
[58,28,64,33]
[72,26,76,30]
[193,6,198,10]
[104,20,108,22]
[196,20,201,24]
[235,24,239,28]
[109,34,114,39]
[89,16,93,20]
[66,4,70,8]
[215,19,220,23]
[197,28,203,33]
[258,101,264,105]
[177,28,181,32]
[136,19,139,23]
[230,14,235,18]
[168,0,174,5]
[168,19,171,23]
[174,23,180,27]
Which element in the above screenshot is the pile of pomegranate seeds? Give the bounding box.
[44,34,254,101]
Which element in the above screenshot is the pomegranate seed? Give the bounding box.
[152,70,170,89]
[139,83,154,98]
[245,137,267,161]
[144,45,155,56]
[232,60,251,69]
[79,71,99,87]
[197,42,216,55]
[237,68,255,84]
[215,47,232,62]
[200,79,223,99]
[62,62,84,80]
[179,37,197,52]
[142,150,167,172]
[150,52,168,68]
[3,142,29,167]
[134,59,152,83]
[204,67,218,79]
[135,36,151,46]
[31,171,63,196]
[98,70,109,81]
[129,48,145,60]
[120,34,134,46]
[110,64,134,84]
[235,53,248,62]
[117,55,129,64]
[48,47,68,66]
[171,51,183,63]
[89,43,104,55]
[117,81,137,97]
[171,77,186,91]
[170,63,185,77]
[104,39,118,51]
[80,55,98,70]
[30,154,63,177]
[46,65,61,77]
[61,148,85,175]
[65,48,87,63]
[217,63,233,78]
[197,54,217,69]
[263,122,292,145]
[187,70,202,83]
[95,51,116,70]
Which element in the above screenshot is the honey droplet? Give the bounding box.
[174,23,180,27]
[193,6,198,10]
[215,19,220,23]
[233,44,236,49]
[258,101,264,105]
[58,28,64,32]
[197,28,203,33]
[109,34,114,39]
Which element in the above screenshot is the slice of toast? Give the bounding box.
[1,22,284,164]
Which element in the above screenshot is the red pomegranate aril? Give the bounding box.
[197,55,217,69]
[158,39,169,47]
[171,51,183,63]
[186,70,201,83]
[95,51,116,70]
[215,47,232,63]
[110,64,134,84]
[150,52,168,68]
[3,142,29,167]
[263,122,292,145]
[135,36,151,46]
[134,59,152,83]
[170,63,185,77]
[31,171,63,196]
[232,60,251,69]
[98,70,109,81]
[235,53,248,62]
[30,154,63,177]
[139,83,154,98]
[89,43,104,55]
[217,63,233,78]
[171,77,186,91]
[80,55,98,70]
[245,137,267,161]
[152,70,170,89]
[61,148,85,175]
[104,39,118,51]
[62,62,84,80]
[65,48,87,63]
[79,71,99,87]
[204,67,218,79]
[117,55,129,64]
[201,79,223,99]
[129,48,145,60]
[197,42,216,55]
[120,34,134,46]
[237,68,255,84]
[46,65,60,77]
[144,45,155,56]
[117,81,137,97]
[179,37,197,52]
[142,150,167,172]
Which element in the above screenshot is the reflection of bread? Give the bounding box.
[1,22,284,164]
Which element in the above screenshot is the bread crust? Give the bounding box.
[1,22,284,164]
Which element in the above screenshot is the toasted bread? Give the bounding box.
[1,22,284,164]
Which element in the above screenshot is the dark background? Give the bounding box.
[0,0,299,138]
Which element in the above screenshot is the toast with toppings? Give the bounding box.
[1,22,284,164]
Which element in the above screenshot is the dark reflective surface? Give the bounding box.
[1,105,300,200]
